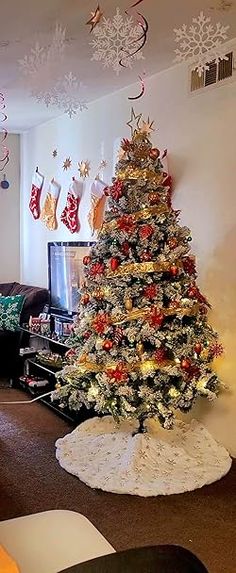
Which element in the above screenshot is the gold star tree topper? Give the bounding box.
[78,160,91,178]
[127,107,142,137]
[86,5,103,32]
[140,117,155,136]
[63,157,72,171]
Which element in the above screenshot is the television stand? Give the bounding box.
[15,326,94,425]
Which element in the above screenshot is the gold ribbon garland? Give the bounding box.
[64,358,174,378]
[106,259,182,278]
[101,204,168,234]
[111,303,200,325]
[116,166,166,185]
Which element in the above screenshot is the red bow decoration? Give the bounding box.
[117,215,135,234]
[143,284,158,300]
[90,262,105,277]
[106,180,124,201]
[92,313,110,334]
[106,363,129,383]
[148,307,165,328]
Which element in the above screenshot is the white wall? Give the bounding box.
[21,64,236,454]
[0,134,20,282]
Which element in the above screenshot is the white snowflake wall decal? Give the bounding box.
[90,7,144,75]
[174,11,229,76]
[19,26,88,117]
[19,23,66,77]
[35,73,88,118]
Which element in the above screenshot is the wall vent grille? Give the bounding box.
[190,52,234,92]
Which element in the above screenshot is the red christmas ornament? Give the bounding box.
[149,148,160,160]
[181,358,191,370]
[170,264,179,277]
[82,293,90,305]
[149,307,165,328]
[90,262,105,277]
[103,340,113,351]
[117,215,135,234]
[168,237,178,249]
[155,347,167,363]
[121,241,130,256]
[110,257,120,271]
[209,342,224,358]
[143,284,157,300]
[194,342,202,355]
[106,363,128,384]
[83,255,91,266]
[140,250,152,262]
[92,313,110,334]
[139,224,154,240]
[183,256,196,277]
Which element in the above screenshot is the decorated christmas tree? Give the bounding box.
[54,111,223,433]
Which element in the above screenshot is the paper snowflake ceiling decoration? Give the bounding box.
[174,11,229,76]
[19,25,88,117]
[90,7,144,75]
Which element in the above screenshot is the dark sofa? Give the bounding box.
[0,282,49,378]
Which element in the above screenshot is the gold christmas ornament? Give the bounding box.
[125,298,133,311]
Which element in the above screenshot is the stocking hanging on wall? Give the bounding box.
[88,178,107,235]
[40,178,61,230]
[61,178,84,234]
[29,168,44,220]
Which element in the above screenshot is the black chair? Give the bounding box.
[59,545,208,573]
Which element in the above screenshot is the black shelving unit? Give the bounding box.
[15,327,91,425]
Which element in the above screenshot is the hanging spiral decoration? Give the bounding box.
[119,0,148,100]
[0,93,9,172]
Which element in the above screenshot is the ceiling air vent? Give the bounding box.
[190,51,234,92]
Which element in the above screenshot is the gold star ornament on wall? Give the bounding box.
[63,157,72,171]
[78,160,91,178]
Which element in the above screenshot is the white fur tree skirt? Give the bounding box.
[55,416,232,496]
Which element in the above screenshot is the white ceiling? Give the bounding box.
[1,0,236,132]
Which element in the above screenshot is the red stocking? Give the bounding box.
[61,179,84,234]
[29,169,44,220]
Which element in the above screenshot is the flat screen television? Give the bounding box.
[48,241,94,317]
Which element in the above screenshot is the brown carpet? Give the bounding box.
[0,389,235,573]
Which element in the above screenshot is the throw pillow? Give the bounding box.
[0,295,25,331]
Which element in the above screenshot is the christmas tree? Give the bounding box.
[54,111,223,433]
